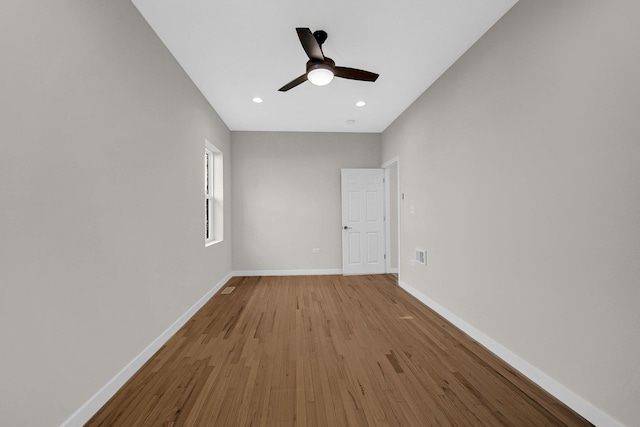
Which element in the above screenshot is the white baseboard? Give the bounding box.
[232,268,343,277]
[64,273,618,427]
[398,280,623,427]
[60,272,234,427]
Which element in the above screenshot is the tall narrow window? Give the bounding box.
[205,140,223,245]
[205,149,212,241]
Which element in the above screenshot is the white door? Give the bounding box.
[341,168,386,275]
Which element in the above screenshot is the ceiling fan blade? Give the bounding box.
[335,66,379,82]
[296,28,324,61]
[278,74,308,92]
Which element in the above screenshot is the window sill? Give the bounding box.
[205,239,222,248]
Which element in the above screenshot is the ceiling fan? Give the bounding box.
[278,28,379,92]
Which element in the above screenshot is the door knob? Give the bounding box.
[343,226,352,230]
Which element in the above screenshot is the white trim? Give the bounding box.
[65,272,618,427]
[232,269,342,277]
[205,139,223,245]
[60,272,234,427]
[381,156,399,169]
[398,279,624,427]
[204,145,214,244]
[382,157,400,277]
[384,167,391,273]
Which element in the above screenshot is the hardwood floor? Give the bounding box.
[87,275,591,426]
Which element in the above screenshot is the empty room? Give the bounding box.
[1,1,638,426]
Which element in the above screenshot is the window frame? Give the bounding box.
[205,140,223,246]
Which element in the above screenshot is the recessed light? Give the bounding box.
[355,101,366,107]
[346,119,356,125]
[252,97,263,103]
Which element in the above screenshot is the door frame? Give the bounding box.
[382,157,400,276]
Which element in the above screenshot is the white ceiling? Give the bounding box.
[131,0,518,133]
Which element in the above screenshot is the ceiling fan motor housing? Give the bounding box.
[313,30,328,47]
[307,57,335,73]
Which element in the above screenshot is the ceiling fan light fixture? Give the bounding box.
[307,63,334,86]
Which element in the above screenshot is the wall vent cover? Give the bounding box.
[415,249,426,265]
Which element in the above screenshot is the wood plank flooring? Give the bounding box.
[87,275,592,426]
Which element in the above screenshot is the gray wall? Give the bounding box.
[3,0,638,425]
[232,132,381,272]
[381,1,640,425]
[0,1,232,425]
